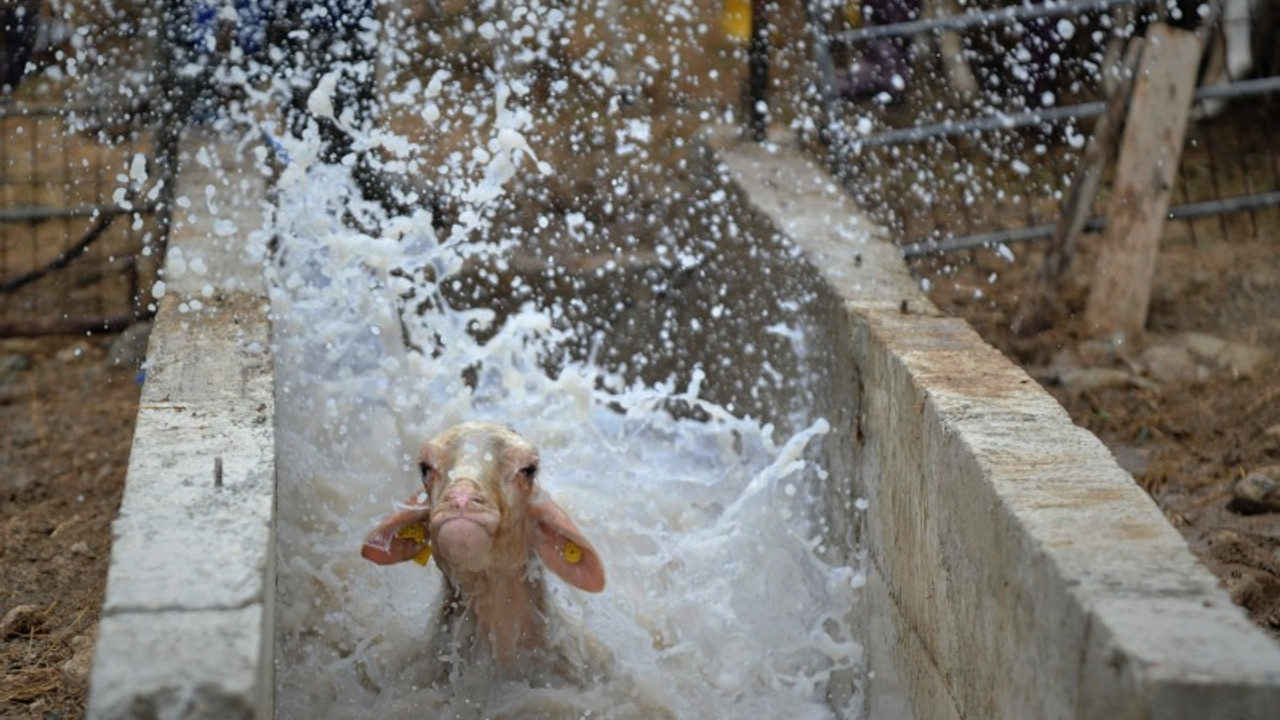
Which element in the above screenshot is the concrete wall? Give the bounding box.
[715,137,1280,719]
[87,135,275,720]
[89,129,1280,719]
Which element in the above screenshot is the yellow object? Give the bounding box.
[396,524,432,565]
[844,2,862,28]
[396,524,426,544]
[722,0,752,44]
[562,540,583,565]
[391,525,432,563]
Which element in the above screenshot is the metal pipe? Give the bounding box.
[748,0,771,142]
[838,0,1159,44]
[1167,190,1280,221]
[899,218,1102,256]
[0,104,115,119]
[144,0,186,320]
[849,100,1108,148]
[0,315,135,337]
[899,190,1280,256]
[844,76,1280,150]
[803,0,841,148]
[0,204,152,223]
[1194,75,1280,102]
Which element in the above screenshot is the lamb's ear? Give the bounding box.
[361,495,433,566]
[529,496,606,593]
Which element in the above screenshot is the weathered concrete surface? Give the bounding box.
[87,135,274,720]
[88,124,1280,719]
[715,135,1280,719]
[708,131,933,318]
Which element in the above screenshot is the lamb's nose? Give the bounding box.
[446,484,481,510]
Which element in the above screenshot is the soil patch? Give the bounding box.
[915,232,1280,639]
[1,334,141,719]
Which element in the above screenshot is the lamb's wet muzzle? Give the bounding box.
[433,515,498,569]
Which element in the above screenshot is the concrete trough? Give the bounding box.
[87,134,1280,719]
[87,139,276,720]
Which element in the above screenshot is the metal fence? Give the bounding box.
[753,0,1280,257]
[0,103,164,335]
[0,0,190,338]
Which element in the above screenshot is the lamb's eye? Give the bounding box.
[419,462,438,492]
[520,464,539,481]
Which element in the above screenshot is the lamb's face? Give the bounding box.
[362,422,605,597]
[421,422,541,578]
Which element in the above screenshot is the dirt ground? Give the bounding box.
[916,227,1280,640]
[897,96,1280,640]
[1,334,140,719]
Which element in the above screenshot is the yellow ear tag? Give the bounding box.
[562,540,583,565]
[396,524,426,543]
[395,524,432,566]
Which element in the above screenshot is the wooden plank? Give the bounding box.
[1012,37,1144,335]
[1083,24,1204,340]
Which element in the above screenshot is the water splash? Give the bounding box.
[265,88,864,719]
[137,2,875,715]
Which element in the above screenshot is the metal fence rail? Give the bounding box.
[0,104,164,335]
[752,0,1280,257]
[836,0,1161,43]
[847,74,1280,150]
[900,189,1280,255]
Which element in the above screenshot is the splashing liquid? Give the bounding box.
[262,58,863,720]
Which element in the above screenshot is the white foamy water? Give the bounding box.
[263,73,864,719]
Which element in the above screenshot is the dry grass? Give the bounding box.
[1,602,94,706]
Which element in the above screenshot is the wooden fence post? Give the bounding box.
[1083,23,1204,341]
[1012,37,1144,335]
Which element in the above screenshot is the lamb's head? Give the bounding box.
[361,421,606,598]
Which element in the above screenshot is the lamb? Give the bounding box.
[361,421,606,683]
